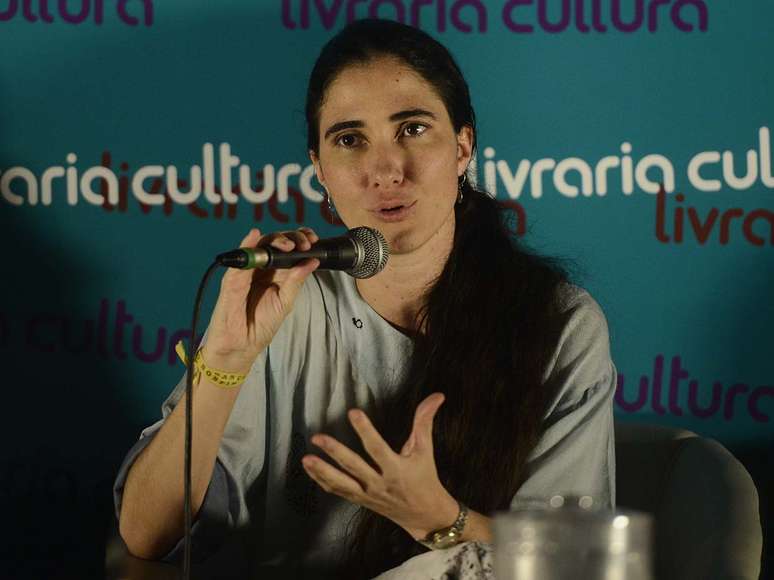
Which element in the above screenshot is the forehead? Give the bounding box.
[319,57,451,124]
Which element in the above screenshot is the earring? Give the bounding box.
[325,189,337,216]
[456,173,467,204]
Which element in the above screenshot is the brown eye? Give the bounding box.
[336,133,361,148]
[402,123,428,137]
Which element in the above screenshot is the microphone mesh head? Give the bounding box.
[347,226,390,279]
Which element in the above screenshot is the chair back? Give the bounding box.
[615,421,762,580]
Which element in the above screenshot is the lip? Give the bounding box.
[371,198,415,211]
[369,200,417,222]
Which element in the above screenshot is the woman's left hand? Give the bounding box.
[302,392,458,540]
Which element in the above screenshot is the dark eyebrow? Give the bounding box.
[323,109,437,141]
[324,120,364,141]
[389,108,437,122]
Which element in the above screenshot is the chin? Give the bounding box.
[383,229,431,256]
[358,210,454,256]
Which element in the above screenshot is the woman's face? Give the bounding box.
[310,56,473,256]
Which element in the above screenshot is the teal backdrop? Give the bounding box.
[1,1,771,578]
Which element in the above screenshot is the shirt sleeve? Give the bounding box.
[112,362,266,564]
[112,277,316,564]
[512,287,617,509]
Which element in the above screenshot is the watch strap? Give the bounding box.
[419,501,468,550]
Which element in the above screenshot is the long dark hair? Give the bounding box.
[306,19,570,578]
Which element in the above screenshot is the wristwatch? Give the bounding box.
[418,501,468,550]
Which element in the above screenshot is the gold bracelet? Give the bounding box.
[174,340,247,388]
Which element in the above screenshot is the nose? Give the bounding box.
[367,142,405,190]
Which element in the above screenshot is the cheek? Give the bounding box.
[323,166,367,218]
[417,146,459,190]
[429,151,456,177]
[325,161,364,191]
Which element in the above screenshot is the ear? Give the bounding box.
[455,125,474,178]
[308,150,327,188]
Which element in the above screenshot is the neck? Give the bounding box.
[356,216,455,333]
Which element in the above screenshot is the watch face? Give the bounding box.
[433,529,461,549]
[422,503,467,550]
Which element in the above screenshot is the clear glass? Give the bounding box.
[494,495,653,580]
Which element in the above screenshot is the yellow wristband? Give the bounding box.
[175,340,247,388]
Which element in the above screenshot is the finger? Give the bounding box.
[399,432,416,457]
[265,232,296,251]
[410,393,445,453]
[302,455,363,501]
[240,228,262,247]
[283,229,315,251]
[274,230,310,251]
[348,409,397,470]
[311,434,382,489]
[298,226,320,244]
[267,229,319,252]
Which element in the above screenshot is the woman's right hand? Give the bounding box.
[201,227,320,374]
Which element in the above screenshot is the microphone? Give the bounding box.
[216,226,390,279]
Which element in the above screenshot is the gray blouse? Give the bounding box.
[113,270,616,579]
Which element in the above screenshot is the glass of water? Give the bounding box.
[493,495,653,580]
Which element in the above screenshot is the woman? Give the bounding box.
[115,18,616,579]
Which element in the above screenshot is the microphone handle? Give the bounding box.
[266,237,358,270]
[216,236,359,270]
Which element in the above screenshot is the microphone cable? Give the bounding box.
[182,260,220,580]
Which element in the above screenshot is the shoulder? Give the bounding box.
[554,283,611,355]
[541,283,615,416]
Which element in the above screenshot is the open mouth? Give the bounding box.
[372,200,416,221]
